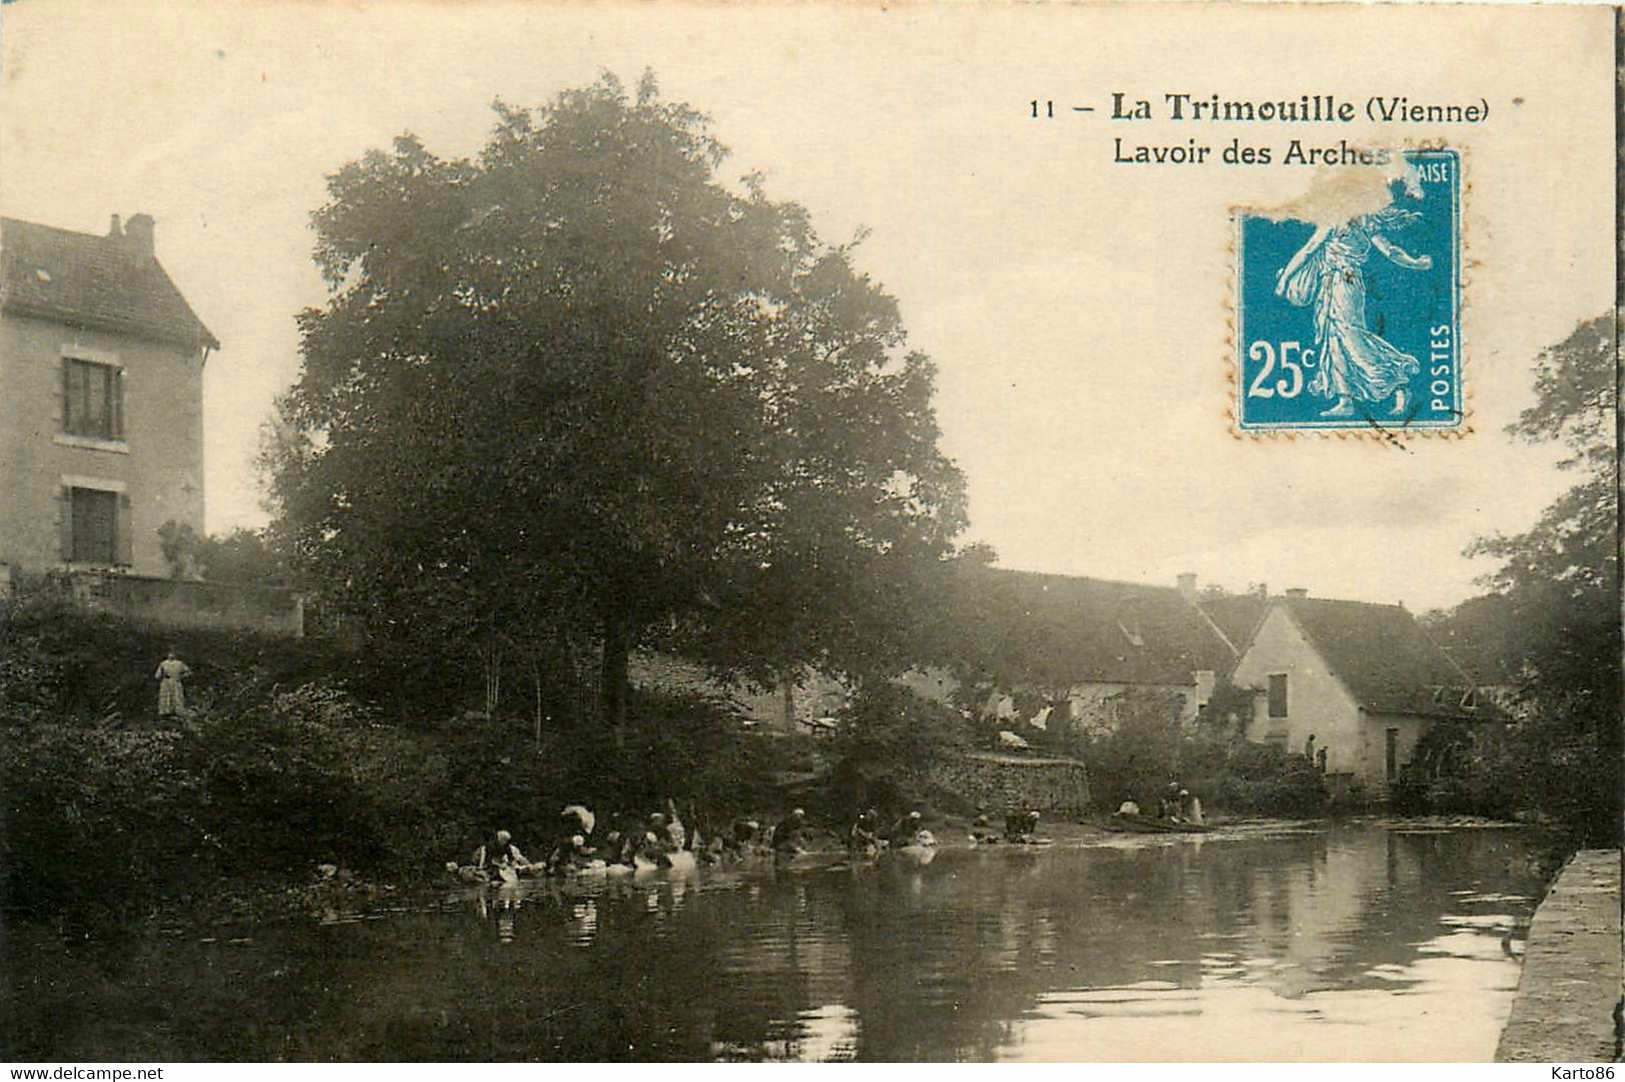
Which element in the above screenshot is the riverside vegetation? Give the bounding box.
[3,585,1412,934]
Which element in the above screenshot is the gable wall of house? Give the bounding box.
[1232,606,1365,774]
[0,312,204,578]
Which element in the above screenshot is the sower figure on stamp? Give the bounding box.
[1275,195,1432,419]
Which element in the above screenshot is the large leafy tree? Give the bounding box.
[270,74,967,727]
[1462,314,1619,843]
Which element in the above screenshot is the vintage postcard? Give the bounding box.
[0,0,1617,1067]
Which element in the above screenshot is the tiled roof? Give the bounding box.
[0,217,218,350]
[948,567,1238,688]
[1281,596,1490,720]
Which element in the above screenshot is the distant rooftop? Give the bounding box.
[1,215,219,350]
[949,566,1238,688]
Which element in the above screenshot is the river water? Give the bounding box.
[4,824,1547,1061]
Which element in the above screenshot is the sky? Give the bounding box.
[1,1,1614,612]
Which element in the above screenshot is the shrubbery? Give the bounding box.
[0,580,335,724]
[1388,720,1520,819]
[0,597,827,924]
[1040,687,1330,818]
[0,688,388,923]
[1186,739,1327,817]
[827,682,974,816]
[1063,688,1186,810]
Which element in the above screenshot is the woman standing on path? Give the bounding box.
[155,648,192,718]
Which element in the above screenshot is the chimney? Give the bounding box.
[1285,587,1309,600]
[123,213,155,257]
[1176,572,1198,601]
[1253,583,1268,600]
[107,214,123,239]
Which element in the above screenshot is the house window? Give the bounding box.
[68,487,119,564]
[1385,727,1400,782]
[63,357,124,440]
[1267,673,1288,718]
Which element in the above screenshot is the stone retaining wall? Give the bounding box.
[60,570,305,638]
[927,751,1091,815]
[1496,849,1622,1063]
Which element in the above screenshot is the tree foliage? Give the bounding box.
[269,74,967,725]
[1460,314,1619,843]
[159,521,295,587]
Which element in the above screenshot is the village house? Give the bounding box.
[1229,590,1493,796]
[902,567,1240,733]
[1,213,217,578]
[633,564,1498,809]
[1,214,300,635]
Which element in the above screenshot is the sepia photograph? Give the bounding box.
[0,0,1619,1065]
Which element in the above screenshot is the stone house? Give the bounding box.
[0,214,217,578]
[1229,590,1493,795]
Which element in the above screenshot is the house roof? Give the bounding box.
[1280,596,1491,720]
[0,217,219,350]
[1195,593,1271,654]
[949,567,1237,689]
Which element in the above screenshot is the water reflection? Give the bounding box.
[3,825,1544,1062]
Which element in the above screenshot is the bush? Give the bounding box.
[1070,688,1186,811]
[176,697,385,877]
[0,583,335,726]
[828,683,973,815]
[0,724,194,922]
[1391,720,1522,820]
[0,588,854,924]
[0,683,391,924]
[1186,739,1327,817]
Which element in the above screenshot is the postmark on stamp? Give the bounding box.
[1235,149,1462,434]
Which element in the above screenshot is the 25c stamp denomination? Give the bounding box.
[1235,148,1462,435]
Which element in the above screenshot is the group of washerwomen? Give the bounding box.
[1115,781,1204,824]
[450,799,692,883]
[452,801,962,883]
[965,810,1045,846]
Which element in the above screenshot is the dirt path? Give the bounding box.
[1496,849,1621,1063]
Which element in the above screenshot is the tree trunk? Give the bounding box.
[531,656,544,753]
[782,666,796,732]
[482,640,501,716]
[600,615,631,743]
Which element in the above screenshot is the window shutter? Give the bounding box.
[116,492,134,566]
[60,486,75,562]
[113,368,125,439]
[60,361,70,434]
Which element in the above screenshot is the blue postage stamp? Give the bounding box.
[1235,149,1461,433]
